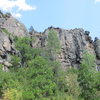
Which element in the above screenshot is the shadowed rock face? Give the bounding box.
[94,38,100,71]
[0,12,100,71]
[94,38,100,59]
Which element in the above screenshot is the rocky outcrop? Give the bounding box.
[0,13,28,37]
[30,27,97,69]
[94,38,100,59]
[0,11,28,71]
[0,11,100,71]
[94,38,100,70]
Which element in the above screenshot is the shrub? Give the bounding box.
[3,88,22,100]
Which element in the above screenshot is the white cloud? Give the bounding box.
[95,0,100,3]
[16,0,36,11]
[12,13,22,18]
[0,0,37,18]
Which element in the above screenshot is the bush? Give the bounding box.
[3,88,22,100]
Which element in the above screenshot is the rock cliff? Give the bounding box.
[0,11,28,70]
[30,27,100,70]
[0,12,100,70]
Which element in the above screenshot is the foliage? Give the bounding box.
[46,29,61,61]
[3,88,22,100]
[14,37,42,67]
[9,56,57,100]
[52,93,74,100]
[0,67,11,96]
[10,55,21,67]
[0,33,99,100]
[14,37,33,65]
[55,68,81,100]
[78,52,100,100]
[26,56,57,98]
[65,72,81,99]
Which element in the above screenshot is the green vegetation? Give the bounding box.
[0,29,100,100]
[78,52,100,100]
[2,29,11,35]
[45,29,61,61]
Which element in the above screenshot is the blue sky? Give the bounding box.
[0,0,100,39]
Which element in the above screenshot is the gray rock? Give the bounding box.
[30,27,96,69]
[95,60,100,71]
[0,12,28,68]
[94,39,100,59]
[4,61,12,67]
[0,60,3,63]
[2,16,28,37]
[94,38,100,70]
[0,18,6,23]
[3,37,11,51]
[2,66,9,72]
[0,11,99,71]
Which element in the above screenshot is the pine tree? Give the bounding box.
[46,29,61,61]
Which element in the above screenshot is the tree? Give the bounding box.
[78,52,99,100]
[26,56,57,98]
[10,55,21,68]
[46,29,61,61]
[0,64,23,99]
[14,37,33,65]
[65,72,81,100]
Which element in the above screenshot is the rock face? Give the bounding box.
[0,12,28,70]
[30,27,97,69]
[94,38,100,70]
[94,38,100,59]
[0,11,100,70]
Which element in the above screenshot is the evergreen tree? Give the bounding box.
[46,29,61,61]
[78,52,100,100]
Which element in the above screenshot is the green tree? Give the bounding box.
[65,72,81,100]
[14,37,32,65]
[14,37,41,66]
[0,64,11,96]
[56,68,81,100]
[26,56,57,98]
[78,52,100,100]
[46,29,61,61]
[10,55,21,68]
[0,64,23,99]
[14,56,57,99]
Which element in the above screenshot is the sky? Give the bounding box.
[0,0,100,39]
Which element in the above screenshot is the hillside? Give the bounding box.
[0,11,100,71]
[0,12,100,100]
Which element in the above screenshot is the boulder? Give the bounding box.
[3,37,11,51]
[4,61,12,67]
